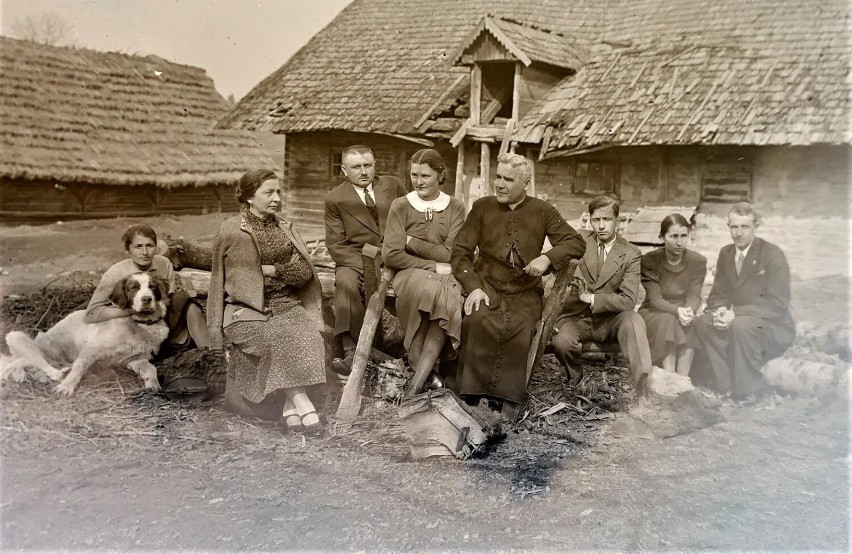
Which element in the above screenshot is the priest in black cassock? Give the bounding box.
[451,153,586,414]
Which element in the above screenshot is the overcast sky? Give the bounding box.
[0,0,353,100]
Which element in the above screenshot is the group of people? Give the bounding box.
[90,144,795,432]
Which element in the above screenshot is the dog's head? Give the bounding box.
[109,273,168,318]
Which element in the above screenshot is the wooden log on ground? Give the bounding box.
[398,388,490,460]
[761,356,847,398]
[335,267,396,423]
[526,260,579,384]
[613,366,725,439]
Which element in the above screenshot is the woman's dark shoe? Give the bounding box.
[283,413,304,433]
[300,411,323,434]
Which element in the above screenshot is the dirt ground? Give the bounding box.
[0,214,849,551]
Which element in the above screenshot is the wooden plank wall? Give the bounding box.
[0,180,241,221]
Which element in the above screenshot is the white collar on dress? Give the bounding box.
[404,190,451,212]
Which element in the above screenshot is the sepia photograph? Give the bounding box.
[0,0,848,550]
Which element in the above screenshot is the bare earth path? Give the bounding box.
[1,392,846,551]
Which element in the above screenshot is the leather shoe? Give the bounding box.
[331,349,355,376]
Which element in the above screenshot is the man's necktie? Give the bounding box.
[363,189,379,224]
[597,243,606,276]
[735,251,745,276]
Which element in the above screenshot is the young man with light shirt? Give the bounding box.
[689,202,794,400]
[324,145,407,374]
[552,195,652,387]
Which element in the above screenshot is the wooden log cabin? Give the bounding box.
[221,0,850,228]
[0,37,278,222]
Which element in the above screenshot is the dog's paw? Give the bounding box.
[45,366,71,382]
[54,381,77,396]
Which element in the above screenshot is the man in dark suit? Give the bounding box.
[324,145,407,373]
[690,202,794,400]
[552,195,652,386]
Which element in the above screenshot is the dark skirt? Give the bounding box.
[455,285,543,403]
[639,309,691,363]
[393,268,464,350]
[223,297,326,403]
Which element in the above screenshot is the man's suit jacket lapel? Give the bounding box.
[595,239,626,288]
[373,178,393,237]
[579,234,597,283]
[735,238,762,288]
[338,182,379,236]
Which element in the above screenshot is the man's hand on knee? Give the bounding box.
[464,289,490,315]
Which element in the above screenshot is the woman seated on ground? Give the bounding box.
[639,214,707,375]
[207,169,326,433]
[85,224,210,357]
[382,149,466,397]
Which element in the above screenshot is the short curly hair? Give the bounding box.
[236,169,279,205]
[121,224,157,251]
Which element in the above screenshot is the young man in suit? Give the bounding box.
[552,195,652,387]
[690,202,794,400]
[324,145,407,374]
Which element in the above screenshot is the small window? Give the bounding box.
[702,160,751,202]
[330,152,343,179]
[574,160,619,195]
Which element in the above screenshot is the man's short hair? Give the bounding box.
[497,152,534,184]
[588,195,620,218]
[342,145,374,162]
[728,201,759,224]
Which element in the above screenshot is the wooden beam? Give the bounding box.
[414,74,467,129]
[480,142,491,196]
[470,64,482,125]
[512,62,521,122]
[454,140,466,203]
[467,126,505,140]
[335,267,396,423]
[498,119,514,156]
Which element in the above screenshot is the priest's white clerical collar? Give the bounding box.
[405,190,451,212]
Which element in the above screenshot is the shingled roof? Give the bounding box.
[0,37,278,187]
[219,0,605,135]
[449,16,587,71]
[516,0,852,152]
[223,0,851,150]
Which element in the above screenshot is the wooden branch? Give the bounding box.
[526,260,579,384]
[335,267,396,423]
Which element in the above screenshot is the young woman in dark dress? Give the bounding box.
[639,214,707,375]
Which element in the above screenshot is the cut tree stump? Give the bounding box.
[614,366,725,439]
[335,267,395,423]
[159,236,213,271]
[398,388,491,460]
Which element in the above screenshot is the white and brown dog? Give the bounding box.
[2,273,170,396]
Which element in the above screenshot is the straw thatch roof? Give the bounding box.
[223,0,851,152]
[0,37,278,187]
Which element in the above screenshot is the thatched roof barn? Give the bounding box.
[222,0,850,221]
[0,36,279,220]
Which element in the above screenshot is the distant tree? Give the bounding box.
[10,11,73,46]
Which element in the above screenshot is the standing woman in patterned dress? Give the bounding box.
[382,149,466,397]
[208,169,326,432]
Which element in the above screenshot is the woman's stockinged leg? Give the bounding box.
[281,395,302,430]
[676,347,695,375]
[186,304,210,348]
[405,322,446,397]
[407,313,430,370]
[661,352,677,372]
[286,387,320,430]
